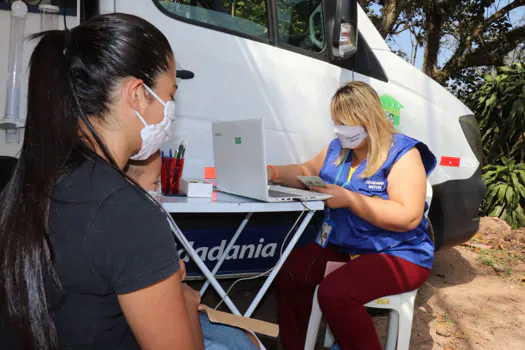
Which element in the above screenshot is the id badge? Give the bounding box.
[315,219,335,248]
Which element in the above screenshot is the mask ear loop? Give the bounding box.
[141,84,175,140]
[133,85,163,127]
[143,84,167,107]
[143,84,176,137]
[134,110,148,127]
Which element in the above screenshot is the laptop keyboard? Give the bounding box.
[268,189,295,198]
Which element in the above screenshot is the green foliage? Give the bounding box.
[447,67,488,105]
[465,63,525,227]
[276,0,323,51]
[482,158,525,228]
[230,0,323,51]
[471,63,525,165]
[227,0,267,28]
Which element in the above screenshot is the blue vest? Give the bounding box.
[319,134,437,269]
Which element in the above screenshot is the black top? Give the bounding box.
[2,157,180,349]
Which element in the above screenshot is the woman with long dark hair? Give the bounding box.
[0,13,258,350]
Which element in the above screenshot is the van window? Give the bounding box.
[335,32,388,83]
[277,0,325,52]
[154,0,269,41]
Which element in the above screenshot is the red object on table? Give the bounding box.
[161,158,184,195]
[204,167,216,180]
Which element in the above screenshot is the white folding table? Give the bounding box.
[161,192,324,317]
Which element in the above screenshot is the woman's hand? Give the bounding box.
[310,184,351,209]
[312,148,427,232]
[181,282,204,348]
[267,146,329,188]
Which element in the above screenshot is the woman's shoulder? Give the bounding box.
[327,137,342,153]
[390,133,437,175]
[54,157,134,202]
[392,133,420,146]
[53,157,164,223]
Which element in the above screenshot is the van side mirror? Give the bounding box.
[332,0,358,59]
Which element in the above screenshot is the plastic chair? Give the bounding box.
[305,286,418,350]
[304,182,433,350]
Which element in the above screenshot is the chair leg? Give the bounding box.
[305,286,323,350]
[385,309,399,350]
[395,302,415,350]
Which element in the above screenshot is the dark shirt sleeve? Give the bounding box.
[89,186,180,294]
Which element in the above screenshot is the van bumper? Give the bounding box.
[429,166,486,250]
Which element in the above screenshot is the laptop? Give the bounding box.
[211,119,332,202]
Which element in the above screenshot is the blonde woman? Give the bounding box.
[270,81,437,350]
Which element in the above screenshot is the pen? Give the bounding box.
[176,142,183,159]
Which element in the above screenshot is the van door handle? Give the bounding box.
[177,70,195,79]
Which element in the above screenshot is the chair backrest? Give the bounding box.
[425,179,435,244]
[425,179,433,218]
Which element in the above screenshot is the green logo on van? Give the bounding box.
[380,94,403,130]
[235,137,242,144]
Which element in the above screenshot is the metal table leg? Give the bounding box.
[167,216,242,315]
[200,212,253,296]
[243,210,315,317]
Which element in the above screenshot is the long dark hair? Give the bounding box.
[0,13,173,349]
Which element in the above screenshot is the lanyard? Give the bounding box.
[339,152,363,188]
[333,150,350,186]
[327,150,350,220]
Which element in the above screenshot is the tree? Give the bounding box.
[360,0,525,84]
[223,0,524,88]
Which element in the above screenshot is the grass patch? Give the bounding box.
[480,251,495,266]
[477,249,520,277]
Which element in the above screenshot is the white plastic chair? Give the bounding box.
[304,286,418,350]
[304,182,432,350]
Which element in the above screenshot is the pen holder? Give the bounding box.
[161,158,185,196]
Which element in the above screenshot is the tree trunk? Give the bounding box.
[442,26,525,80]
[423,3,443,78]
[379,0,401,38]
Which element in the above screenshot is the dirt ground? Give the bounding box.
[196,217,525,349]
[370,217,525,350]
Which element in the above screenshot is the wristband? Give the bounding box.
[268,165,278,182]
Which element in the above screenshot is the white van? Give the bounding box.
[0,0,485,252]
[100,0,484,250]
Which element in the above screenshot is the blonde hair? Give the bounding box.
[331,81,396,178]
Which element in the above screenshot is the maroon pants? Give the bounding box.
[276,243,430,350]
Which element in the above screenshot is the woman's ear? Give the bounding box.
[125,78,149,114]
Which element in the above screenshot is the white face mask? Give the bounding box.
[334,125,368,149]
[131,84,176,161]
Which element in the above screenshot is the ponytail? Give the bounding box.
[0,30,78,349]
